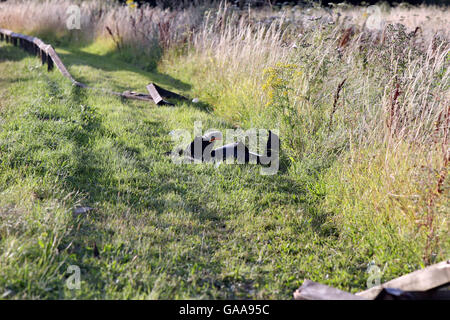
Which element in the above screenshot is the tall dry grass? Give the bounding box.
[179,4,449,263]
[0,0,205,47]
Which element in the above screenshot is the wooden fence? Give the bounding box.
[0,28,187,105]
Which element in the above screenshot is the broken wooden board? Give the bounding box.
[146,83,173,106]
[293,280,367,300]
[151,83,188,101]
[46,45,75,81]
[121,90,154,102]
[356,260,450,299]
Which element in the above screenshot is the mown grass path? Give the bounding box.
[0,41,395,299]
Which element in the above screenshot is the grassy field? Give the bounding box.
[0,1,449,299]
[0,40,345,299]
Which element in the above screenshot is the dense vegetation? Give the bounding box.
[0,0,448,299]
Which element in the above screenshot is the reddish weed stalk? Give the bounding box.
[386,80,402,137]
[106,25,123,50]
[328,78,347,132]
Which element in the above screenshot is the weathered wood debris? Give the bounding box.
[73,206,95,217]
[0,28,188,105]
[294,260,450,300]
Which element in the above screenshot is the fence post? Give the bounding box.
[47,56,54,71]
[41,51,47,65]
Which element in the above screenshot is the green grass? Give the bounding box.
[0,40,444,299]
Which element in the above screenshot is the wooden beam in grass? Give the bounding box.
[357,260,450,300]
[293,280,367,300]
[146,83,174,106]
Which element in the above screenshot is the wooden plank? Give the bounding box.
[0,29,13,37]
[121,90,154,102]
[32,38,45,48]
[357,260,450,299]
[46,45,73,79]
[73,81,88,89]
[152,83,188,101]
[293,280,367,300]
[146,83,164,105]
[146,83,178,105]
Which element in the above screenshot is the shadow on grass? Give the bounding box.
[35,79,222,278]
[0,43,29,63]
[57,48,190,92]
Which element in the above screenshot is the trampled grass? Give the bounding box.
[0,1,448,299]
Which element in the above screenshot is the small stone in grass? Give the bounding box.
[2,290,13,298]
[73,206,94,216]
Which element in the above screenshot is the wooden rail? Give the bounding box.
[356,259,450,299]
[294,260,450,300]
[0,28,188,105]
